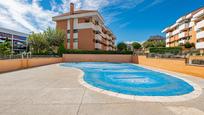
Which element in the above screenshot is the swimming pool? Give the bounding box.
[60,62,201,101]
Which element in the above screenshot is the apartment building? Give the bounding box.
[52,3,116,51]
[0,27,28,53]
[162,7,204,53]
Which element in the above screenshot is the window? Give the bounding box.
[67,30,78,33]
[67,39,70,49]
[74,38,78,42]
[74,29,78,33]
[73,38,78,49]
[95,31,100,34]
[95,21,99,25]
[95,40,100,43]
[85,19,90,23]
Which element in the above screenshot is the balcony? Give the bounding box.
[78,23,102,32]
[178,32,186,38]
[176,17,185,23]
[166,33,172,38]
[186,13,192,19]
[95,34,102,41]
[101,33,106,38]
[94,25,102,33]
[179,23,189,31]
[196,42,204,49]
[172,29,179,35]
[178,39,186,44]
[95,43,102,49]
[196,31,204,39]
[193,9,204,18]
[166,38,170,43]
[195,20,204,30]
[189,22,194,28]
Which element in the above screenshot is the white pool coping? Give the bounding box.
[58,63,202,102]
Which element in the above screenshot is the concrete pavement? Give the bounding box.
[0,64,204,115]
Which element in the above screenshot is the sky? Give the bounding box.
[0,0,204,43]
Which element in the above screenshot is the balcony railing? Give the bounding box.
[166,38,170,43]
[195,20,204,30]
[196,31,204,39]
[179,23,189,31]
[95,43,102,49]
[166,33,171,38]
[178,32,186,38]
[189,22,194,28]
[196,42,204,49]
[78,23,102,32]
[95,34,102,41]
[178,40,186,44]
[172,29,179,35]
[193,9,204,18]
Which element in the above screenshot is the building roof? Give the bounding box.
[0,27,29,37]
[148,35,165,41]
[53,10,97,18]
[162,7,204,33]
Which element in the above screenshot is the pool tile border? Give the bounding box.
[59,63,202,102]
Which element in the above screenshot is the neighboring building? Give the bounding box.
[125,42,133,51]
[147,35,165,42]
[52,3,116,51]
[125,41,141,51]
[162,7,204,53]
[0,27,29,54]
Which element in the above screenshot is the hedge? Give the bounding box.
[62,49,133,55]
[149,47,182,54]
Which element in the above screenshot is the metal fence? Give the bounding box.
[146,53,186,59]
[0,54,60,60]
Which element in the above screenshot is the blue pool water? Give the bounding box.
[61,62,194,96]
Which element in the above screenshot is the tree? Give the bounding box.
[0,39,11,56]
[117,42,127,51]
[142,40,165,48]
[44,27,65,53]
[28,28,66,54]
[28,32,48,54]
[154,41,166,47]
[143,35,166,48]
[142,41,154,48]
[184,42,194,49]
[57,44,66,56]
[132,42,141,50]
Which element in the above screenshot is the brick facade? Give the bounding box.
[53,3,116,51]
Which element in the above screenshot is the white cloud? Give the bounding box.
[0,0,57,33]
[0,0,164,34]
[139,0,165,12]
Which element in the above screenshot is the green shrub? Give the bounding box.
[62,49,133,55]
[0,39,11,56]
[57,44,66,56]
[184,42,193,48]
[149,47,182,54]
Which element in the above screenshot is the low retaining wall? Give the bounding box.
[137,56,204,78]
[0,58,62,73]
[63,54,135,63]
[188,56,204,65]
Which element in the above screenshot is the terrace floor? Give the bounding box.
[0,64,204,115]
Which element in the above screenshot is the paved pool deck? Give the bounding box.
[0,64,204,115]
